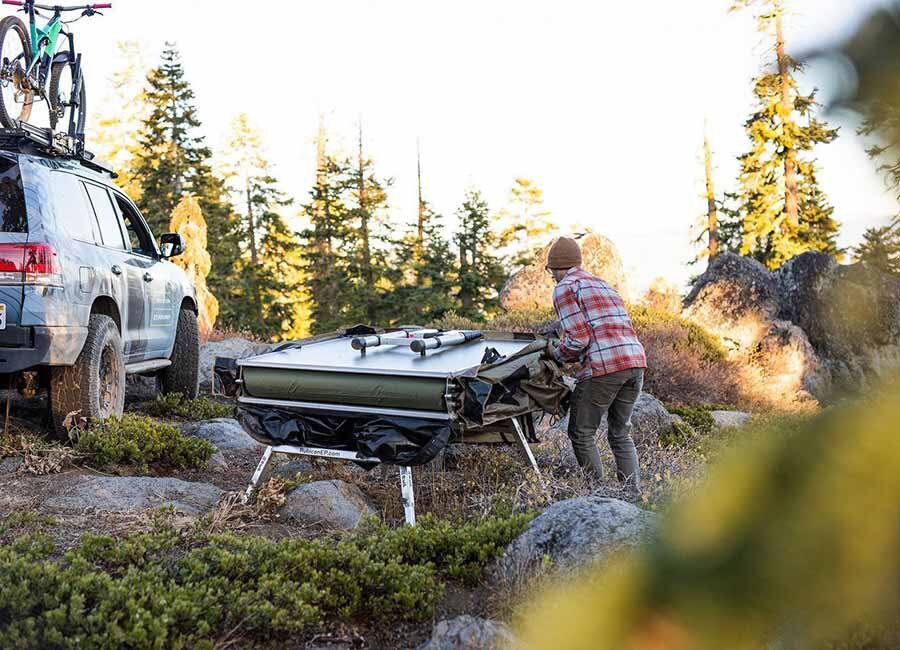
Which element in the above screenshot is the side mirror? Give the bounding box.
[159,232,185,259]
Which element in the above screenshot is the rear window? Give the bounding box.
[84,182,125,250]
[0,157,27,233]
[51,172,97,243]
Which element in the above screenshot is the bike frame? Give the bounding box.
[24,3,67,93]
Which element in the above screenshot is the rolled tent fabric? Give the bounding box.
[236,404,452,466]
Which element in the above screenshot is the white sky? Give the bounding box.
[63,0,899,293]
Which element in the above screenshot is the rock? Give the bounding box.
[183,418,262,451]
[774,252,900,392]
[492,497,656,584]
[710,410,751,429]
[418,615,517,650]
[500,231,630,312]
[683,252,827,399]
[280,480,376,530]
[125,374,158,402]
[273,457,314,479]
[684,252,780,351]
[199,337,274,387]
[44,476,223,514]
[0,456,23,474]
[207,451,229,472]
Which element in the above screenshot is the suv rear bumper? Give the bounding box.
[0,325,88,373]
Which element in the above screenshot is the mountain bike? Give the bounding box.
[0,0,110,140]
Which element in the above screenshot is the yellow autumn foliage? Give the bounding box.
[169,195,219,338]
[517,377,900,649]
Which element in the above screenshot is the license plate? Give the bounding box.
[0,304,5,330]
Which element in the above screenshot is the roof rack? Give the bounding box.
[0,122,116,178]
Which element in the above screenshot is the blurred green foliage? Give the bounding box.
[518,378,900,649]
[134,393,234,420]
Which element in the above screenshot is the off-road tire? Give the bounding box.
[0,16,34,128]
[49,60,86,133]
[158,308,199,399]
[50,314,125,436]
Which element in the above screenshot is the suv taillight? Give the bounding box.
[0,243,62,286]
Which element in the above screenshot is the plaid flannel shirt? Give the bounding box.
[552,267,647,380]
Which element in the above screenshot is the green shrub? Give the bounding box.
[0,513,531,648]
[666,404,717,435]
[658,419,697,447]
[135,394,234,420]
[628,305,726,364]
[75,414,215,471]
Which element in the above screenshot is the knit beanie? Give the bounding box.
[546,236,582,269]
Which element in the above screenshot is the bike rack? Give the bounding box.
[0,122,114,176]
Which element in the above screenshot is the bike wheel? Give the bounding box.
[0,16,34,128]
[49,60,86,135]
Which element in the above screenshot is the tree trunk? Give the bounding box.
[775,6,799,228]
[703,123,718,263]
[358,125,375,322]
[416,140,425,253]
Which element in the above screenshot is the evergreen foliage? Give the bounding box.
[495,177,555,268]
[220,114,304,338]
[0,512,532,647]
[299,154,355,333]
[731,0,840,268]
[854,216,900,276]
[392,203,458,324]
[131,44,238,309]
[454,189,506,319]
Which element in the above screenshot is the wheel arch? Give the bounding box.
[90,295,122,332]
[180,296,198,313]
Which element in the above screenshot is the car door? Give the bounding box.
[82,181,149,362]
[111,192,178,358]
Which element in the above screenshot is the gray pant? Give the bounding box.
[567,368,643,487]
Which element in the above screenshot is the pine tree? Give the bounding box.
[168,195,218,337]
[455,189,506,319]
[391,148,457,324]
[855,217,900,276]
[731,0,840,268]
[345,125,394,325]
[219,114,302,339]
[299,120,355,334]
[495,178,555,268]
[132,44,237,313]
[89,40,150,201]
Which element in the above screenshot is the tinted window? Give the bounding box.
[0,157,27,233]
[114,194,156,256]
[84,183,125,249]
[52,172,97,242]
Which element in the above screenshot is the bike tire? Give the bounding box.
[0,16,34,128]
[49,60,86,135]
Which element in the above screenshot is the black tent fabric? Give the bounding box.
[236,405,452,466]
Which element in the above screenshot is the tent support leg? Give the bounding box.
[512,416,540,474]
[243,445,273,504]
[400,466,416,526]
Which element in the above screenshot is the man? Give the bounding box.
[547,236,647,490]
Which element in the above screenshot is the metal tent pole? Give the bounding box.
[243,445,274,504]
[512,416,540,474]
[399,466,416,525]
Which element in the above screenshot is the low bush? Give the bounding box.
[665,404,717,435]
[0,513,531,648]
[135,393,234,420]
[75,414,215,471]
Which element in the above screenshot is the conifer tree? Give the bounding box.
[855,217,900,276]
[392,150,457,324]
[131,44,237,298]
[219,114,301,338]
[346,126,393,324]
[90,41,150,201]
[731,0,840,268]
[299,121,354,333]
[168,195,218,337]
[455,189,506,319]
[495,178,554,268]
